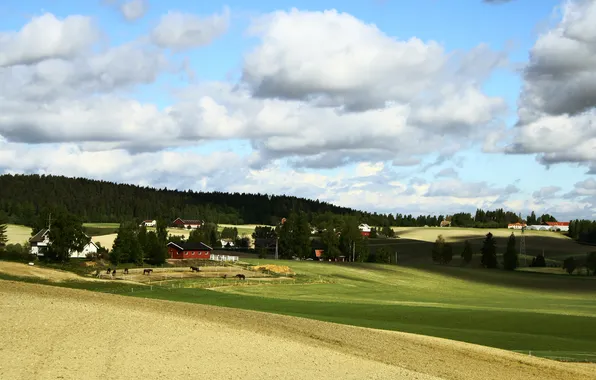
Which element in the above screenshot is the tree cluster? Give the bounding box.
[110,220,168,265]
[431,235,453,264]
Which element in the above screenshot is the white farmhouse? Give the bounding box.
[140,220,156,227]
[29,229,98,259]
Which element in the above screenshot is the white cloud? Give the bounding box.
[508,0,596,170]
[120,0,149,21]
[0,13,99,67]
[151,7,230,51]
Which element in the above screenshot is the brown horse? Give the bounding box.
[143,269,153,275]
[111,269,116,276]
[106,267,112,274]
[234,274,245,280]
[222,274,227,279]
[190,266,200,272]
[123,268,129,275]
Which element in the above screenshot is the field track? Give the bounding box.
[1,281,594,380]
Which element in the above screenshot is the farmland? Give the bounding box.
[3,281,593,380]
[4,224,32,245]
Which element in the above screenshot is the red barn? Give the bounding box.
[171,218,203,229]
[167,242,213,259]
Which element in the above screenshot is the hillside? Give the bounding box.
[0,174,372,226]
[1,280,593,380]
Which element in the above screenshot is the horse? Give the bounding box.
[234,274,246,280]
[106,267,112,274]
[123,268,129,275]
[143,269,153,275]
[94,269,101,278]
[190,266,200,272]
[111,269,116,276]
[222,274,227,279]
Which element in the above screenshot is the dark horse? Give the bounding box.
[111,269,116,276]
[106,267,112,274]
[234,274,246,280]
[190,266,200,272]
[143,269,153,275]
[221,274,227,279]
[123,268,129,275]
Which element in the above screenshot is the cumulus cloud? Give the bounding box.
[435,168,459,178]
[151,7,230,50]
[0,13,98,67]
[532,185,562,201]
[508,0,596,170]
[425,179,519,199]
[120,0,149,21]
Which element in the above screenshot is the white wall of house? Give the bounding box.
[210,254,239,262]
[358,224,371,233]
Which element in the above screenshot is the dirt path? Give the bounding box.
[1,281,594,380]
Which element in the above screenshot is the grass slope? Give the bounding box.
[132,260,596,362]
[4,224,32,245]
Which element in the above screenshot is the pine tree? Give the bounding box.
[461,240,473,264]
[480,232,498,268]
[145,231,167,265]
[442,243,453,264]
[503,232,518,270]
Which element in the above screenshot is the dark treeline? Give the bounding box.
[0,174,558,229]
[569,220,596,244]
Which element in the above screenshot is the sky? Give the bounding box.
[1,0,596,221]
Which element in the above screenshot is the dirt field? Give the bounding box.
[1,281,594,380]
[0,261,101,282]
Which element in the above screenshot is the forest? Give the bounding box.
[0,174,557,229]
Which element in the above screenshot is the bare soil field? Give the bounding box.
[0,261,100,282]
[1,281,594,380]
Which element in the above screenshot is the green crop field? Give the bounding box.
[129,259,596,362]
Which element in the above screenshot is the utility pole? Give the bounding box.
[275,237,279,260]
[48,213,52,231]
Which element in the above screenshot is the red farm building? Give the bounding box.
[171,218,203,229]
[167,242,213,259]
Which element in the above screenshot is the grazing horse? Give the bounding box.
[222,274,227,279]
[234,274,246,280]
[143,269,153,275]
[106,267,112,274]
[111,269,116,276]
[123,268,129,275]
[190,266,200,272]
[94,269,101,278]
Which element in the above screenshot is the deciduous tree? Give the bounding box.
[45,211,89,262]
[432,235,445,263]
[0,219,7,248]
[563,257,577,275]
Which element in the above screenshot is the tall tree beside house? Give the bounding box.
[480,232,498,269]
[44,211,90,262]
[503,233,518,270]
[145,231,167,265]
[320,222,340,260]
[278,211,311,259]
[461,240,473,265]
[155,219,168,246]
[527,211,537,225]
[252,226,277,240]
[221,227,238,240]
[110,222,143,265]
[339,216,364,261]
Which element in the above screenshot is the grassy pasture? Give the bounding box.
[4,224,32,245]
[132,259,596,361]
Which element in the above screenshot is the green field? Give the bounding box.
[123,259,596,362]
[4,224,32,245]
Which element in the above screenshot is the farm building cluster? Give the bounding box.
[507,222,569,232]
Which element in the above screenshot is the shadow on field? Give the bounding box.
[367,233,596,293]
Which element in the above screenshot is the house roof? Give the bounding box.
[29,229,49,243]
[167,241,213,251]
[545,222,569,226]
[143,220,154,223]
[173,218,202,224]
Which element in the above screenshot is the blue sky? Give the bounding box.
[1,0,596,220]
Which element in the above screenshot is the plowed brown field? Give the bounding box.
[1,280,594,380]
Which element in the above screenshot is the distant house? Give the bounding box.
[440,220,451,227]
[508,223,527,230]
[358,223,371,237]
[167,241,212,259]
[29,229,98,259]
[220,239,235,248]
[140,220,156,227]
[171,218,203,229]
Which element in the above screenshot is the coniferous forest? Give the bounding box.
[0,174,558,229]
